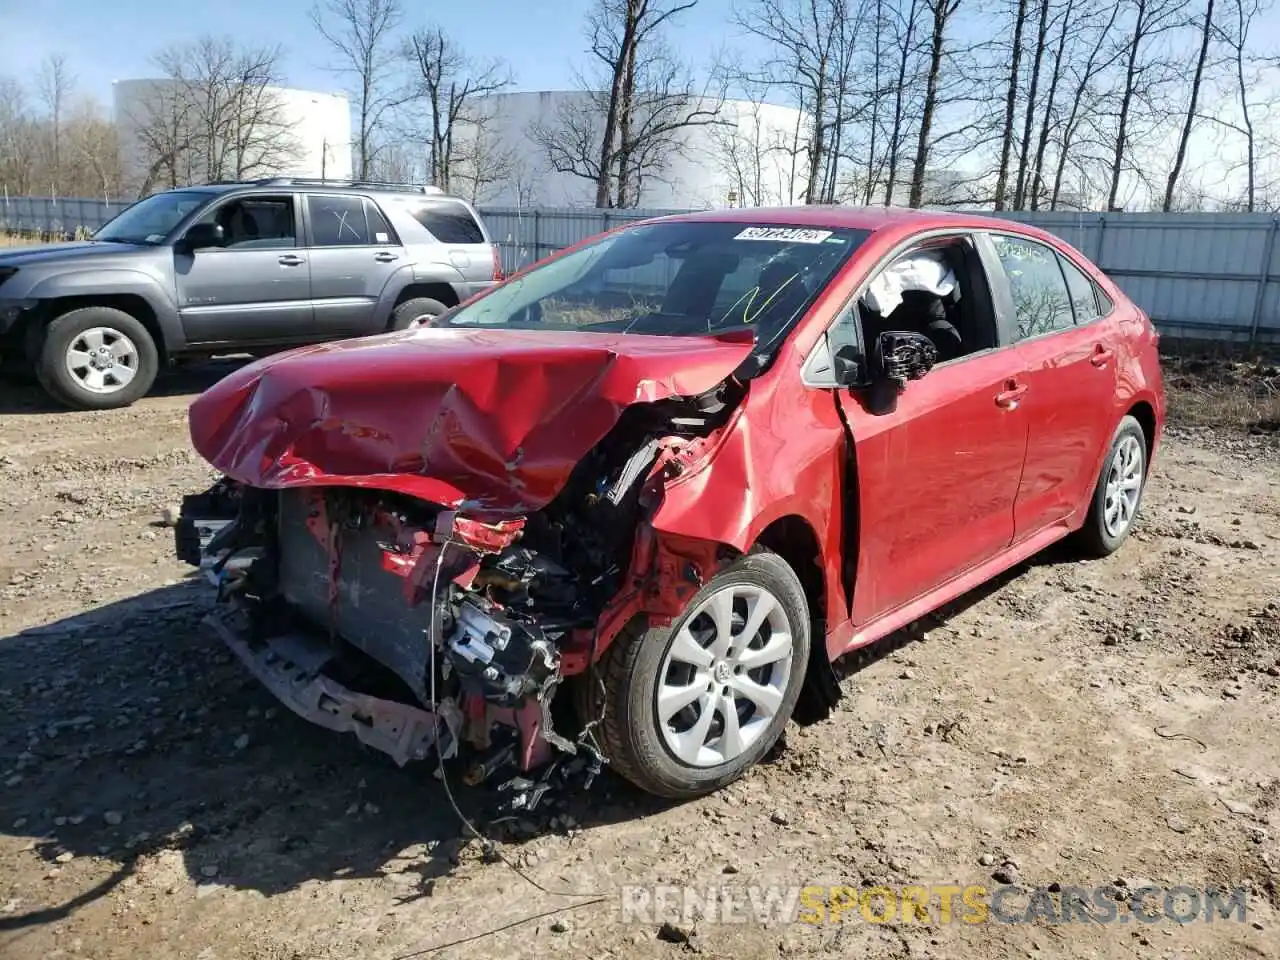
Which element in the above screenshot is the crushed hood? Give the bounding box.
[188,326,754,513]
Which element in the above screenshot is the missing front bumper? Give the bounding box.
[204,608,460,767]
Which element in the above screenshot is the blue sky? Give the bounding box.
[0,0,742,103]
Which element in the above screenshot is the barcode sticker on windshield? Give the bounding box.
[734,227,833,244]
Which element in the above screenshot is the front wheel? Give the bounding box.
[1075,414,1148,557]
[587,550,811,800]
[35,306,159,410]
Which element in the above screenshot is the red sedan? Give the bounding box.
[177,206,1164,800]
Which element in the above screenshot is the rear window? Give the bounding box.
[411,201,486,244]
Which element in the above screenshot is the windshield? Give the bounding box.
[93,191,214,245]
[443,221,870,350]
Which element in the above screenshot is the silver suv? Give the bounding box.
[0,178,502,409]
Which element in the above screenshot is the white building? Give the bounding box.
[459,90,810,209]
[112,79,351,187]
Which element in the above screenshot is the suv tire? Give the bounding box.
[390,297,450,331]
[585,550,810,799]
[1075,414,1148,557]
[36,306,159,410]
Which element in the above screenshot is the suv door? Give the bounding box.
[303,194,406,337]
[831,234,1030,623]
[174,194,313,345]
[980,232,1121,541]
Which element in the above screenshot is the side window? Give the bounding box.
[364,199,398,246]
[1096,286,1115,316]
[410,201,486,244]
[991,235,1074,339]
[307,195,370,247]
[1058,254,1100,324]
[855,239,998,367]
[201,196,296,250]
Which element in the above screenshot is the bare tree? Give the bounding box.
[404,26,512,190]
[531,0,723,207]
[1205,0,1271,210]
[908,0,962,207]
[310,0,406,178]
[1104,0,1184,209]
[1162,0,1217,210]
[733,0,869,204]
[450,104,518,203]
[882,0,924,205]
[130,37,301,191]
[993,0,1030,210]
[1012,0,1054,207]
[35,55,75,196]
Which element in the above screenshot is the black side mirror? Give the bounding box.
[870,330,938,389]
[180,222,225,252]
[832,343,863,386]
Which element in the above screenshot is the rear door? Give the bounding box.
[303,193,406,338]
[981,232,1121,541]
[174,193,313,345]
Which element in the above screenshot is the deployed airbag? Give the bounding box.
[862,250,957,316]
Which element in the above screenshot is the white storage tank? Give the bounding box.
[456,90,811,209]
[112,79,352,188]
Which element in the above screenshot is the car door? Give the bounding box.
[981,232,1121,541]
[834,233,1030,624]
[173,194,313,345]
[304,194,407,337]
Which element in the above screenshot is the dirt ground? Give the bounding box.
[1,359,1278,960]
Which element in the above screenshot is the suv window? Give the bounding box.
[308,195,372,247]
[991,234,1074,339]
[1059,254,1100,324]
[196,196,297,250]
[410,201,486,244]
[364,199,398,245]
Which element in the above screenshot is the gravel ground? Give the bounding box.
[0,363,1278,960]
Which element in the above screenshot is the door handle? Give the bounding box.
[374,251,399,262]
[1090,344,1114,367]
[278,255,305,266]
[995,381,1028,408]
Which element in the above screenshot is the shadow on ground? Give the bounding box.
[0,357,254,414]
[0,538,1083,935]
[0,583,670,935]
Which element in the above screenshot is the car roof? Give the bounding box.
[648,205,1055,240]
[162,182,475,204]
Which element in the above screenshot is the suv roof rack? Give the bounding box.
[207,177,445,195]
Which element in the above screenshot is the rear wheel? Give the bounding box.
[1075,415,1147,557]
[389,297,450,331]
[35,306,159,410]
[587,550,810,799]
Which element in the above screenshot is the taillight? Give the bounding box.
[490,244,503,282]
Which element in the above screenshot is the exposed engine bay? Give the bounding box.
[176,378,745,805]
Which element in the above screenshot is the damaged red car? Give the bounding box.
[176,207,1164,801]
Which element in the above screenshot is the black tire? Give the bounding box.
[35,306,159,410]
[586,550,811,800]
[389,297,450,332]
[1074,414,1148,558]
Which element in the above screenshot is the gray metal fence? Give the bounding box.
[4,194,1278,344]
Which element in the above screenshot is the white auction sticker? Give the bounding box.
[734,226,834,244]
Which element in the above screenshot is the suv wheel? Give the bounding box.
[36,307,159,410]
[586,550,810,799]
[390,297,450,331]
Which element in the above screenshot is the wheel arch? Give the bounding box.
[33,294,168,363]
[751,514,842,724]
